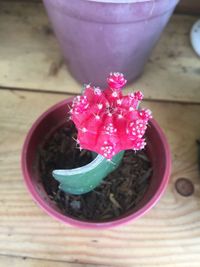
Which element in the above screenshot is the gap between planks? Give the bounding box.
[1,86,200,106]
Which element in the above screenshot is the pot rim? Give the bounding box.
[86,0,153,3]
[21,99,171,229]
[43,0,179,24]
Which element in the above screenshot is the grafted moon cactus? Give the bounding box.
[71,72,152,159]
[53,73,152,195]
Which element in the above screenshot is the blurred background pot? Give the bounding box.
[43,0,179,87]
[22,99,171,229]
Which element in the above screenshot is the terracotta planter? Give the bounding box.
[21,99,171,229]
[43,0,179,87]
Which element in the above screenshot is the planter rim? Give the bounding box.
[82,0,153,3]
[43,0,179,24]
[47,0,167,4]
[22,99,171,229]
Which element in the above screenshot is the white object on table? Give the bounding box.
[190,19,200,57]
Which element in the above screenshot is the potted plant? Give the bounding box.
[42,0,180,87]
[22,73,171,229]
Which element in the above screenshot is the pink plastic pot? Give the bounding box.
[43,0,179,87]
[22,99,171,229]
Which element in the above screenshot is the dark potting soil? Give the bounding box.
[38,121,153,221]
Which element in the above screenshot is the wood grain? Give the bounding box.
[0,89,200,266]
[0,255,105,267]
[0,1,200,103]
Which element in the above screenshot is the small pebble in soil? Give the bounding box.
[37,121,153,222]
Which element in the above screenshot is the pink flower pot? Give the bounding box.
[42,0,179,87]
[21,99,171,229]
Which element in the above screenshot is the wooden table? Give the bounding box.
[0,1,200,266]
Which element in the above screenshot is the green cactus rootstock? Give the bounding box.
[52,151,124,195]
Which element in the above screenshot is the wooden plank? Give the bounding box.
[0,1,200,103]
[0,255,105,267]
[0,89,200,266]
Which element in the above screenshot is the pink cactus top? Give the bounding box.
[71,73,152,159]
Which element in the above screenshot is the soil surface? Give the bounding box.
[38,121,152,221]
